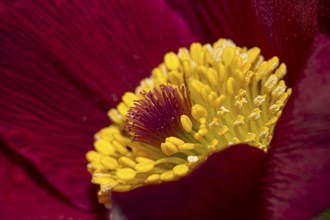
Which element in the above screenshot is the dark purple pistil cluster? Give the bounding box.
[125,85,192,146]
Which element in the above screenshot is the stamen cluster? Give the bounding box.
[86,39,291,207]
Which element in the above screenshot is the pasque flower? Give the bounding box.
[0,0,329,219]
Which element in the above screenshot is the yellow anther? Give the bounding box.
[270,102,282,113]
[266,116,279,126]
[244,133,257,142]
[248,108,262,120]
[275,63,287,79]
[178,143,195,151]
[218,64,227,82]
[94,139,115,156]
[160,170,175,181]
[235,97,247,109]
[222,47,235,65]
[164,52,180,70]
[256,61,268,80]
[113,185,132,192]
[101,156,118,170]
[122,92,138,107]
[190,42,203,61]
[226,77,235,95]
[254,95,266,106]
[136,157,155,163]
[168,71,183,84]
[209,119,219,128]
[117,102,129,116]
[116,168,136,181]
[194,132,202,140]
[208,92,218,106]
[178,48,190,61]
[244,70,255,85]
[198,128,208,136]
[191,104,208,120]
[232,137,240,144]
[187,155,199,163]
[146,174,160,183]
[234,115,245,126]
[180,114,193,133]
[231,56,243,73]
[267,56,279,71]
[112,140,128,155]
[167,136,185,146]
[218,126,229,136]
[247,47,261,63]
[207,68,218,88]
[114,134,130,146]
[108,109,123,124]
[265,75,278,91]
[92,174,111,185]
[86,150,101,162]
[119,156,137,168]
[135,162,155,173]
[217,106,230,117]
[259,127,270,139]
[173,164,189,177]
[272,84,286,98]
[201,86,211,103]
[182,60,192,77]
[91,161,103,170]
[161,142,179,155]
[151,67,164,79]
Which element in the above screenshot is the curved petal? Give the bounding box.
[260,33,330,219]
[0,0,196,211]
[112,145,266,220]
[0,143,105,219]
[166,0,318,86]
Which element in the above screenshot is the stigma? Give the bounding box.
[86,38,291,207]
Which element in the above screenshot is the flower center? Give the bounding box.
[86,39,291,207]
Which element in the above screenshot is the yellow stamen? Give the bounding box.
[86,38,291,208]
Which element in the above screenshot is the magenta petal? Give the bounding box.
[260,33,330,219]
[0,144,104,219]
[1,0,196,108]
[0,0,195,211]
[112,145,266,220]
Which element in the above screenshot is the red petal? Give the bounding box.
[0,143,105,219]
[112,145,266,220]
[166,0,319,86]
[260,33,330,219]
[0,0,196,211]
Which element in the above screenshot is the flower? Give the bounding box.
[0,0,329,220]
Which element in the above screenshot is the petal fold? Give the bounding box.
[112,145,266,220]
